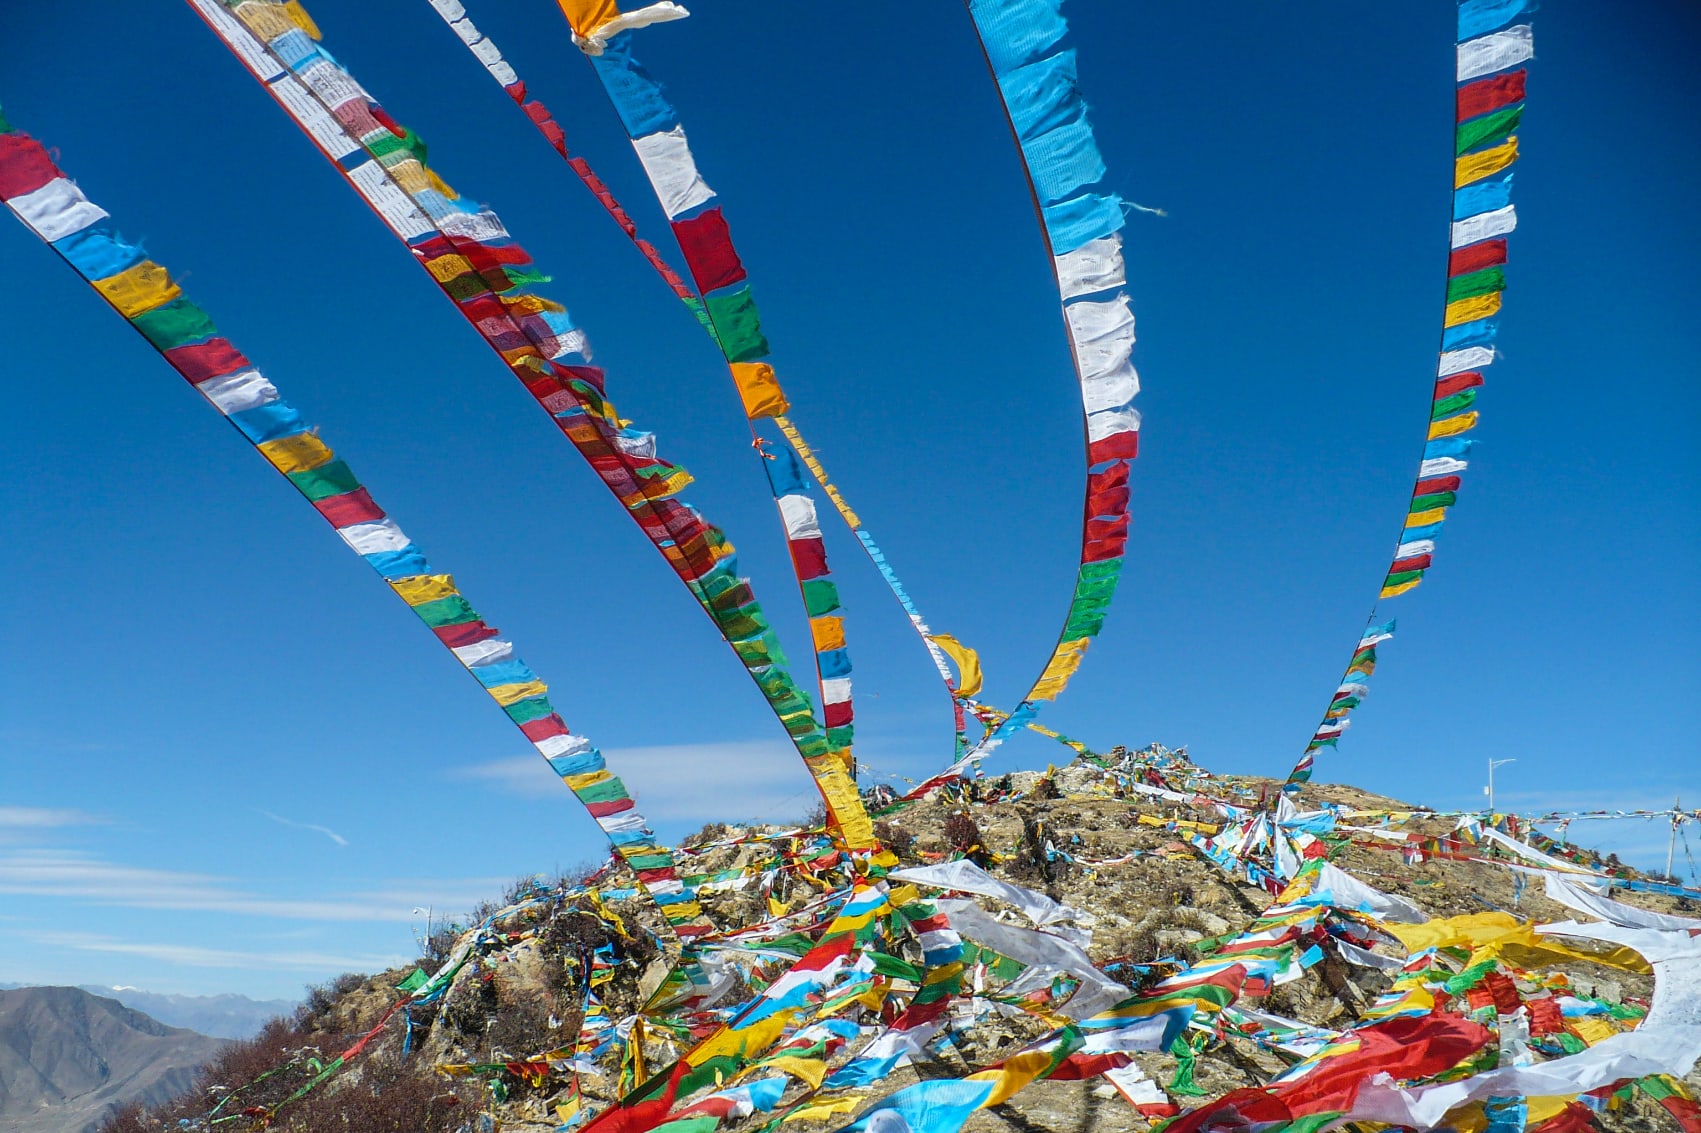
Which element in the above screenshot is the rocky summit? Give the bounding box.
[91,748,1701,1133]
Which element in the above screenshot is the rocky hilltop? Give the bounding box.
[97,748,1701,1133]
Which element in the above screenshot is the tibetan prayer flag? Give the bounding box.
[729,361,788,419]
[1458,70,1527,122]
[1456,104,1523,155]
[1456,136,1518,187]
[703,284,769,363]
[1446,266,1506,303]
[1428,411,1479,439]
[1434,371,1485,399]
[789,538,829,581]
[928,634,984,698]
[672,207,746,293]
[1450,238,1507,277]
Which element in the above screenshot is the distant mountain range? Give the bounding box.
[0,986,227,1133]
[74,987,293,1041]
[0,984,294,1041]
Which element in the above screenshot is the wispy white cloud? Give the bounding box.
[259,810,349,847]
[1493,786,1699,815]
[0,849,504,923]
[451,740,823,824]
[0,807,103,828]
[21,930,408,974]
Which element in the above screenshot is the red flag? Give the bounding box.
[0,134,59,198]
[672,207,747,294]
[166,338,252,384]
[1457,70,1527,122]
[1450,239,1507,277]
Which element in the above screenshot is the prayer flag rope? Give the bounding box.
[448,0,919,767]
[421,1,707,327]
[1287,0,1533,786]
[0,117,707,935]
[426,0,866,773]
[432,1,1109,765]
[951,0,1141,763]
[185,0,878,852]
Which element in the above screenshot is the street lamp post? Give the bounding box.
[1486,758,1516,814]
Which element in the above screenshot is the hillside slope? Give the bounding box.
[0,986,226,1133]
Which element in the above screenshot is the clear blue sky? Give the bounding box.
[2,3,1696,999]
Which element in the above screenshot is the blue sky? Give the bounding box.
[2,3,1696,1000]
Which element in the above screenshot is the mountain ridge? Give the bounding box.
[0,986,227,1133]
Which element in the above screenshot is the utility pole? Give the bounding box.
[1667,796,1681,881]
[1486,757,1516,814]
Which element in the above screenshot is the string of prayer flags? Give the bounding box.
[186,0,878,853]
[1287,0,1531,785]
[1375,0,1531,601]
[431,1,1028,761]
[955,0,1141,761]
[437,0,866,779]
[773,414,976,754]
[422,0,709,330]
[1288,620,1395,785]
[767,445,856,759]
[0,115,709,934]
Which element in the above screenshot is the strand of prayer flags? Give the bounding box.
[544,0,958,763]
[434,0,1120,767]
[421,0,708,327]
[950,0,1141,764]
[185,0,879,853]
[425,0,865,778]
[1287,0,1533,787]
[0,114,714,934]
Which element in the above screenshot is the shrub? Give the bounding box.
[280,1053,481,1132]
[943,811,992,868]
[1008,815,1055,883]
[873,821,914,857]
[296,972,365,1031]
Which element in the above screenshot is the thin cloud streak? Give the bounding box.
[21,929,408,973]
[259,810,350,847]
[451,740,823,824]
[0,806,104,828]
[0,849,507,923]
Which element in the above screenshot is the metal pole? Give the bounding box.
[1668,796,1680,880]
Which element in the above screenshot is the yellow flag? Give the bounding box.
[730,362,790,419]
[1455,136,1519,187]
[281,1,322,39]
[259,432,333,474]
[390,575,459,606]
[927,634,984,698]
[489,679,549,707]
[423,253,476,284]
[1443,290,1502,328]
[1428,411,1480,440]
[1030,638,1089,701]
[783,1096,864,1123]
[1406,506,1448,528]
[762,1055,827,1089]
[1569,1016,1620,1046]
[810,616,847,652]
[93,261,181,318]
